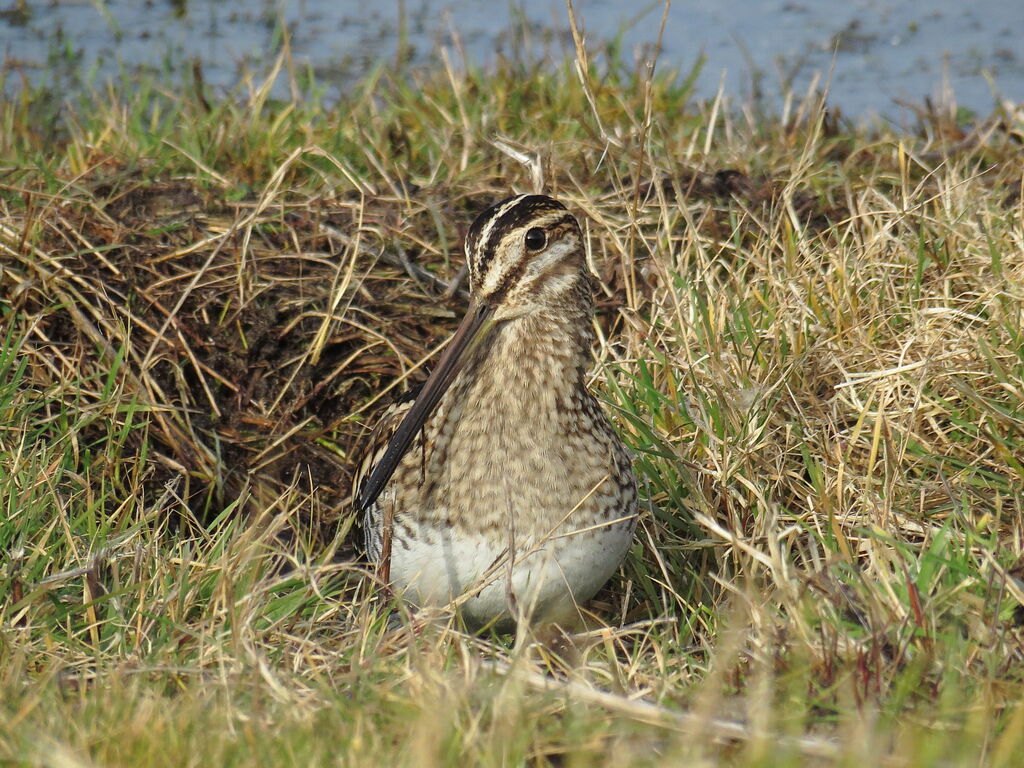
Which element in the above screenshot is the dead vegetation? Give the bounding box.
[2,53,1024,764]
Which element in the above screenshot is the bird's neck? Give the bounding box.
[491,299,595,386]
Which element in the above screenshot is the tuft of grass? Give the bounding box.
[2,34,1023,766]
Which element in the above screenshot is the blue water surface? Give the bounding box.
[1,0,1021,119]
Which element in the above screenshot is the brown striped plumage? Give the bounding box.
[354,194,637,630]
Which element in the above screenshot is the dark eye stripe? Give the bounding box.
[468,195,569,279]
[545,213,576,234]
[486,217,581,303]
[487,255,530,305]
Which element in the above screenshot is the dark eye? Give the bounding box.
[524,227,546,251]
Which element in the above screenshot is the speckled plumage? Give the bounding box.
[354,194,638,629]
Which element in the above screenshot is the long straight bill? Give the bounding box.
[357,302,495,512]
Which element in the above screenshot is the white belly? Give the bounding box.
[389,518,635,628]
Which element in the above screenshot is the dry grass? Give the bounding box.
[1,41,1023,766]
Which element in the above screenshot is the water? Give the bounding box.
[1,0,1022,119]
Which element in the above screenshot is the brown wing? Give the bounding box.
[351,393,415,510]
[352,388,420,567]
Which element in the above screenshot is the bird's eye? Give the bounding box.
[524,227,546,251]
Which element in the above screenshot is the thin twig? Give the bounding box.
[319,222,469,301]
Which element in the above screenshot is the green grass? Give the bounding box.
[2,36,1024,766]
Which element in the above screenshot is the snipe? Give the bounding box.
[354,194,637,629]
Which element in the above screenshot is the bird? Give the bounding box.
[354,194,638,630]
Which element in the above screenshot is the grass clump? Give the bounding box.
[1,41,1023,766]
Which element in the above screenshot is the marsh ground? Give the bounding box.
[1,46,1023,766]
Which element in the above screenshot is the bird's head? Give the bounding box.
[463,194,587,321]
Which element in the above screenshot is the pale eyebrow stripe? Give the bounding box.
[473,194,529,257]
